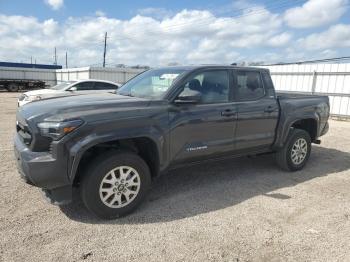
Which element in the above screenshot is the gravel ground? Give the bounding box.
[0,91,350,262]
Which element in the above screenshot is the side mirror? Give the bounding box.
[174,90,201,104]
[68,86,77,92]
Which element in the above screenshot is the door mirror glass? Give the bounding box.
[175,89,201,104]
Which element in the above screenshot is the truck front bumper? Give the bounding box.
[14,134,72,204]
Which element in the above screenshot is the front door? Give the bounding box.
[169,69,237,164]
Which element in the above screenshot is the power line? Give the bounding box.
[262,56,350,66]
[67,1,350,65]
[83,0,303,54]
[126,0,297,35]
[107,0,304,43]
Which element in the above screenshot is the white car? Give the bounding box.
[18,79,120,106]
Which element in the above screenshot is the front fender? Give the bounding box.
[67,125,167,182]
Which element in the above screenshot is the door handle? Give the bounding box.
[264,106,275,113]
[221,109,236,117]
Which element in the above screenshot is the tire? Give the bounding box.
[275,128,311,171]
[6,83,19,92]
[80,151,151,219]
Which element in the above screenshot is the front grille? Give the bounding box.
[49,142,54,154]
[16,113,52,152]
[16,120,32,146]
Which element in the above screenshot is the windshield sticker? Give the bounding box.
[160,74,179,80]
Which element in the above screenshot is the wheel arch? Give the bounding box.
[69,135,162,186]
[273,112,320,149]
[290,118,318,141]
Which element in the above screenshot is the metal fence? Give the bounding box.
[56,67,145,84]
[2,63,349,117]
[261,63,350,118]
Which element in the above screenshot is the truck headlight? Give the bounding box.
[37,120,83,140]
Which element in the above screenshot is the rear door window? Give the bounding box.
[234,71,265,101]
[72,82,95,91]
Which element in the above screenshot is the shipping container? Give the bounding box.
[0,66,57,91]
[0,61,62,70]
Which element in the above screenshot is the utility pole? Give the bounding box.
[30,56,33,64]
[103,32,107,67]
[65,52,68,68]
[54,47,57,65]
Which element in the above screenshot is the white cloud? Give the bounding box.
[42,19,59,36]
[267,32,292,47]
[284,0,348,28]
[7,2,350,67]
[45,0,64,10]
[298,24,350,50]
[95,10,106,17]
[0,7,291,66]
[137,7,173,19]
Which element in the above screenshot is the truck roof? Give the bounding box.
[156,65,269,72]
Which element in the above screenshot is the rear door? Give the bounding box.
[232,69,279,151]
[169,69,237,164]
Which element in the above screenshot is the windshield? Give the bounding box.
[50,81,77,90]
[117,68,186,99]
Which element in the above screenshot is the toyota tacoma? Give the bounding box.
[14,65,329,219]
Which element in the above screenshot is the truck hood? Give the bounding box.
[19,93,151,122]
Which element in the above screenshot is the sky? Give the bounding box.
[0,0,349,67]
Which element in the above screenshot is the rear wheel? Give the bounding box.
[80,151,151,219]
[275,128,311,171]
[7,83,19,92]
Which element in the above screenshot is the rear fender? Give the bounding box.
[273,111,319,149]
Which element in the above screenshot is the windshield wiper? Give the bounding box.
[118,93,134,97]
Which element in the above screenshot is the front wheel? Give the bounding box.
[275,128,311,171]
[80,151,151,219]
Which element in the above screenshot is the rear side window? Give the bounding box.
[95,82,118,90]
[73,82,95,91]
[234,71,264,101]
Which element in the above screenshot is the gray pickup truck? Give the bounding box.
[14,65,329,219]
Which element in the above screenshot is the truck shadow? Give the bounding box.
[60,145,350,224]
